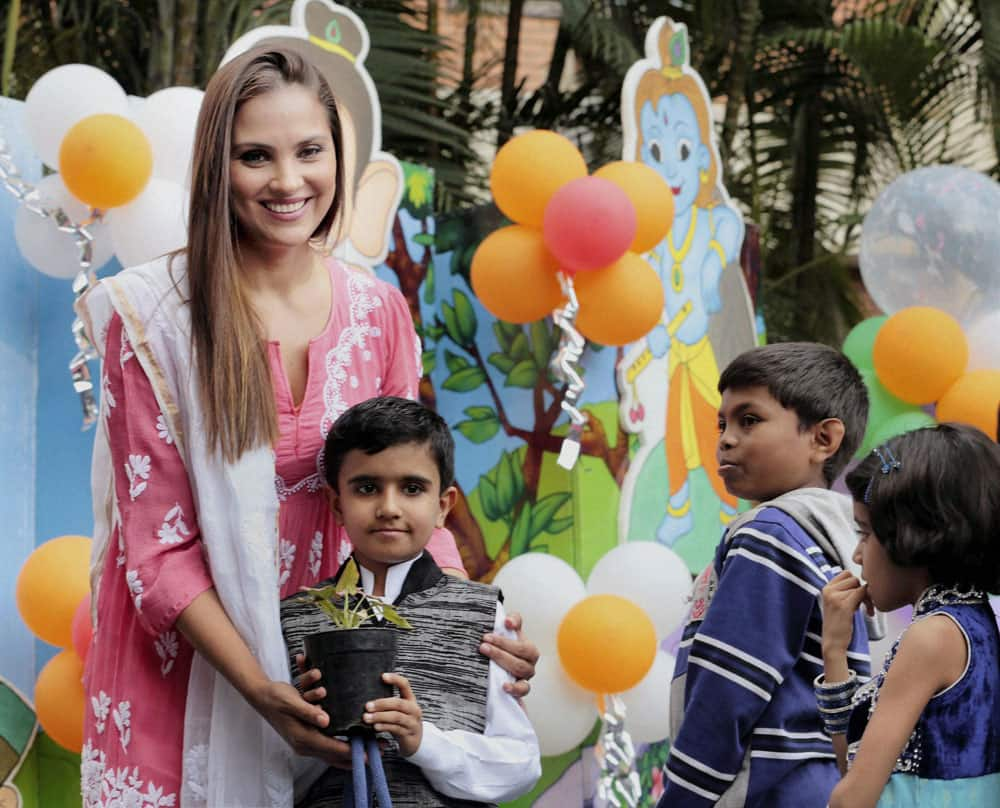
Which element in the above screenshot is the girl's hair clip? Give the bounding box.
[864,444,902,503]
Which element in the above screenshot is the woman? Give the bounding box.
[78,47,536,807]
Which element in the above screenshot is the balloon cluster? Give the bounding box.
[849,165,1000,445]
[14,64,200,278]
[494,542,692,756]
[471,130,673,347]
[15,536,93,753]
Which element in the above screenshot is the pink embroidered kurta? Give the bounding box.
[81,263,463,807]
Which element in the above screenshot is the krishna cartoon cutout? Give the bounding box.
[618,19,755,568]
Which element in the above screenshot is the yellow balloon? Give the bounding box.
[557,594,657,693]
[575,253,665,346]
[594,161,675,254]
[59,113,153,209]
[937,370,1000,437]
[471,225,564,323]
[16,535,92,648]
[490,131,587,228]
[35,649,85,753]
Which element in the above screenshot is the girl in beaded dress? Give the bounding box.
[818,423,1000,808]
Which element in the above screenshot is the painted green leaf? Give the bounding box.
[495,452,517,512]
[478,475,502,521]
[510,331,530,361]
[453,290,479,344]
[510,504,533,557]
[441,302,463,346]
[493,321,520,353]
[455,417,500,444]
[423,259,435,305]
[464,405,497,420]
[421,349,436,374]
[413,233,435,247]
[489,353,516,373]
[505,359,538,389]
[442,367,487,392]
[531,320,553,370]
[444,350,470,373]
[529,491,572,537]
[547,516,574,534]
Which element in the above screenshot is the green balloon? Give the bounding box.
[842,316,888,370]
[869,409,936,448]
[857,369,913,457]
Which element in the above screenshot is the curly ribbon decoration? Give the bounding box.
[548,271,588,470]
[595,694,642,808]
[1,126,100,428]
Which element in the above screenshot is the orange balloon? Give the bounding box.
[557,594,656,693]
[937,370,1000,437]
[574,253,665,346]
[594,161,675,254]
[35,649,85,753]
[59,113,153,209]
[471,225,564,323]
[16,535,92,648]
[872,307,968,404]
[490,131,587,228]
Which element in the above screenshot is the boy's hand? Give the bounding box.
[822,571,869,656]
[480,611,539,697]
[364,673,423,757]
[294,653,326,704]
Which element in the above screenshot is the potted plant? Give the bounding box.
[297,559,412,737]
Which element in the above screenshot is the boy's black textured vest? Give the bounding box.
[280,553,500,808]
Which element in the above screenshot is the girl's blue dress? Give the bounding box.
[847,584,1000,806]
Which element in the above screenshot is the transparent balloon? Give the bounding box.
[859,166,1000,326]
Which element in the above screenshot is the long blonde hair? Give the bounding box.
[186,47,345,462]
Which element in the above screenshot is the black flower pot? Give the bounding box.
[304,627,397,737]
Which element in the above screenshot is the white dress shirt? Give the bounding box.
[358,556,542,802]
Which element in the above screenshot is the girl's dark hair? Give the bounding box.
[846,423,1000,592]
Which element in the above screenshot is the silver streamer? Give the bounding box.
[595,694,642,808]
[0,126,100,427]
[548,271,588,470]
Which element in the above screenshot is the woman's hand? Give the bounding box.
[248,679,353,769]
[294,653,326,704]
[821,571,869,660]
[364,673,423,757]
[480,611,539,697]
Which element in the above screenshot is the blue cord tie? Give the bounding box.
[343,733,393,807]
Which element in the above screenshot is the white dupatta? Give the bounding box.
[82,255,295,806]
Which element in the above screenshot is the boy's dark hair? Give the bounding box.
[718,342,868,484]
[846,423,1000,592]
[323,396,455,491]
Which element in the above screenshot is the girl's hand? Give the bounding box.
[822,570,868,656]
[364,673,423,757]
[480,611,539,697]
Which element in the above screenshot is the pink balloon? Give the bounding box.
[542,176,637,273]
[71,593,93,663]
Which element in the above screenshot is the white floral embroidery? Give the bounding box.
[274,471,322,502]
[349,375,359,388]
[102,369,117,416]
[126,569,144,612]
[277,538,296,587]
[337,537,353,568]
[156,414,173,445]
[183,743,209,802]
[157,504,191,545]
[120,328,134,367]
[81,739,178,808]
[308,531,323,578]
[117,528,126,568]
[154,630,179,677]
[91,690,111,735]
[113,700,132,752]
[125,454,151,500]
[363,350,372,361]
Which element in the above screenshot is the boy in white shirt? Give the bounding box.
[281,396,541,806]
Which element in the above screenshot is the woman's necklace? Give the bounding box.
[666,207,699,293]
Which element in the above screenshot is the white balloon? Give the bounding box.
[620,650,676,744]
[523,656,597,756]
[587,542,693,639]
[13,175,114,278]
[108,178,189,268]
[492,553,585,654]
[966,311,1000,370]
[859,166,1000,326]
[25,64,128,169]
[135,87,204,185]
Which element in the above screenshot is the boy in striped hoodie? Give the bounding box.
[658,342,873,807]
